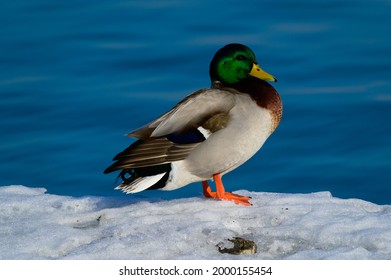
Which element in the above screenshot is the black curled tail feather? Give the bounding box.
[115,164,172,192]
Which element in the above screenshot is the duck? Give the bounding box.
[104,43,282,206]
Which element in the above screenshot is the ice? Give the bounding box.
[1,185,391,260]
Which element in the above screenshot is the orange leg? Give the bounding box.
[202,174,252,206]
[202,180,213,198]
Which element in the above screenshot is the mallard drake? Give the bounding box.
[104,43,282,206]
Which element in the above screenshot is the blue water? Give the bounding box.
[1,0,391,204]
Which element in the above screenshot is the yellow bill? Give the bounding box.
[249,63,277,82]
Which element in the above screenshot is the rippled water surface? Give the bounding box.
[1,0,390,204]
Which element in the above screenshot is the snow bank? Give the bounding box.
[1,185,391,260]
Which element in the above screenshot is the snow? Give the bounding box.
[1,185,391,260]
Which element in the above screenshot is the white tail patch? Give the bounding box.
[197,126,212,139]
[115,173,165,194]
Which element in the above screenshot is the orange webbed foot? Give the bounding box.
[202,174,252,206]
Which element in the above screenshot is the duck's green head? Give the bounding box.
[209,43,276,85]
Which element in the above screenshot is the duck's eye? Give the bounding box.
[235,54,247,61]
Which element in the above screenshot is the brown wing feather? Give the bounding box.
[105,88,236,174]
[128,88,235,139]
[104,138,200,173]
